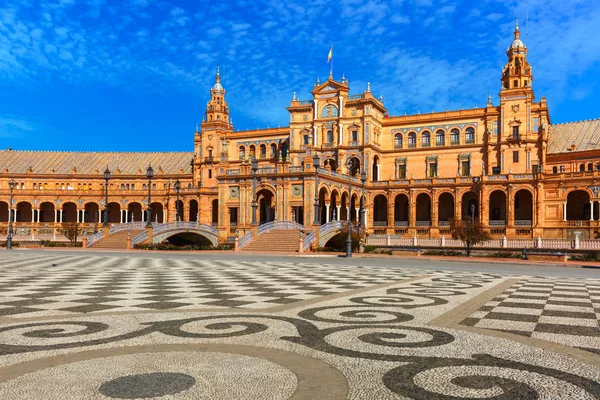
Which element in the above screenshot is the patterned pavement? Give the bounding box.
[1,252,600,399]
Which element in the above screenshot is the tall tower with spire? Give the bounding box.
[501,19,533,94]
[193,67,233,189]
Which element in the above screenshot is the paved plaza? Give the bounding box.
[1,251,600,399]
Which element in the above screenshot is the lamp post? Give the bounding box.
[146,165,154,227]
[345,159,354,258]
[312,154,321,225]
[471,203,476,225]
[251,158,258,225]
[359,170,367,229]
[103,168,110,227]
[174,179,181,221]
[6,179,16,250]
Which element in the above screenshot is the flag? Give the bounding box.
[327,46,333,63]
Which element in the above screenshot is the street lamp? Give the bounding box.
[471,203,476,224]
[359,170,367,229]
[103,168,110,227]
[345,159,354,258]
[251,158,259,225]
[174,179,181,221]
[6,179,16,250]
[312,153,321,225]
[146,165,154,227]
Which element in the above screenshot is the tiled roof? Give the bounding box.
[0,150,193,175]
[548,119,600,154]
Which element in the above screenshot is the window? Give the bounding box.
[239,146,245,160]
[450,129,460,145]
[552,166,558,174]
[513,151,519,163]
[461,160,470,176]
[326,130,333,143]
[270,144,277,157]
[249,145,256,159]
[397,164,406,179]
[512,126,519,140]
[560,165,565,173]
[394,133,403,149]
[493,121,498,135]
[303,134,310,145]
[514,79,518,88]
[588,163,593,171]
[465,127,475,144]
[436,130,445,146]
[208,149,213,158]
[260,144,266,158]
[352,130,358,141]
[428,162,437,178]
[422,131,430,147]
[533,118,539,133]
[580,163,585,172]
[208,169,212,178]
[408,132,416,148]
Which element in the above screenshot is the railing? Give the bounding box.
[373,221,387,227]
[303,231,316,251]
[257,220,305,236]
[130,230,148,247]
[109,222,148,234]
[322,142,335,148]
[438,221,451,227]
[416,221,431,227]
[488,175,508,180]
[86,231,105,247]
[319,220,343,236]
[257,167,276,174]
[152,221,218,236]
[298,100,312,105]
[515,220,532,226]
[289,166,304,172]
[489,220,506,226]
[226,169,240,175]
[238,231,254,249]
[347,94,362,100]
[394,221,408,227]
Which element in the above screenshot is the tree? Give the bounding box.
[62,222,80,246]
[449,217,491,257]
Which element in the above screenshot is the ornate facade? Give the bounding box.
[2,22,600,243]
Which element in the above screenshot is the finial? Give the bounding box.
[366,82,371,92]
[292,91,297,101]
[316,77,320,85]
[341,73,346,83]
[195,124,199,133]
[487,91,492,106]
[515,18,519,31]
[216,65,221,82]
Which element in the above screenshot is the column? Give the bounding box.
[336,205,341,221]
[409,193,416,227]
[98,211,102,223]
[59,210,63,222]
[120,210,123,223]
[563,202,567,221]
[325,204,330,223]
[31,209,35,223]
[162,209,166,223]
[364,210,369,229]
[338,122,343,145]
[355,207,359,223]
[76,209,80,223]
[55,210,58,223]
[591,201,595,221]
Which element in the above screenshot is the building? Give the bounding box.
[2,21,600,245]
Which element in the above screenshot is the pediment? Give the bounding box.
[312,78,348,95]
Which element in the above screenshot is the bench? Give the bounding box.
[526,252,567,262]
[391,247,422,256]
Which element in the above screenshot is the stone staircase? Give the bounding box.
[242,229,302,252]
[90,230,144,249]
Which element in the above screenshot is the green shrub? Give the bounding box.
[134,243,231,251]
[422,249,463,256]
[363,245,376,253]
[570,252,600,261]
[487,251,521,258]
[0,241,21,248]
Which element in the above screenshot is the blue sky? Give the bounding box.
[1,0,599,151]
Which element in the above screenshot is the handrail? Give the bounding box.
[238,231,254,249]
[86,231,105,247]
[130,230,148,247]
[303,231,316,251]
[257,220,305,236]
[109,221,149,235]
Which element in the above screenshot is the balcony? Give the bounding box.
[348,141,360,147]
[322,142,335,148]
[299,100,312,105]
[373,221,387,227]
[394,221,408,227]
[416,221,431,227]
[204,157,215,164]
[489,220,506,226]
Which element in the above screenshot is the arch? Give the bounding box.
[330,190,340,221]
[438,192,454,223]
[257,188,275,224]
[394,133,403,149]
[408,132,417,148]
[321,104,338,118]
[489,190,507,223]
[416,193,431,223]
[588,163,594,172]
[150,202,163,223]
[189,199,199,222]
[465,127,475,144]
[567,190,590,220]
[461,191,478,221]
[319,187,329,224]
[39,202,55,223]
[450,128,460,145]
[259,144,267,158]
[239,145,246,160]
[249,145,256,160]
[436,129,445,146]
[580,163,585,172]
[421,130,431,147]
[373,194,388,226]
[326,129,334,143]
[514,189,533,223]
[164,232,213,247]
[16,201,32,222]
[211,199,219,225]
[84,202,99,223]
[349,156,361,176]
[62,202,77,223]
[107,202,121,223]
[128,202,143,223]
[324,158,338,171]
[340,192,349,221]
[0,201,8,222]
[270,143,277,158]
[394,193,409,225]
[280,141,289,159]
[552,166,558,174]
[372,155,380,181]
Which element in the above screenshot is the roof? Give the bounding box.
[0,150,194,175]
[548,119,600,154]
